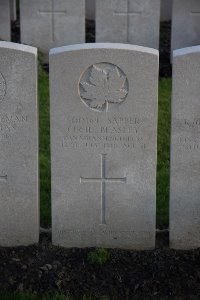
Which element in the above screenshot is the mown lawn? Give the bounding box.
[39,56,51,227]
[157,78,171,227]
[38,57,172,228]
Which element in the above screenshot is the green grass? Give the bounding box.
[38,56,172,228]
[87,248,110,265]
[38,55,51,227]
[157,78,171,228]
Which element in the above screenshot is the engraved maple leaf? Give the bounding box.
[80,65,128,110]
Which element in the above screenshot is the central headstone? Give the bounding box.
[50,43,158,249]
[96,0,160,49]
[20,0,85,56]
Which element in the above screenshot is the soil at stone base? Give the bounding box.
[1,232,200,299]
[1,20,192,300]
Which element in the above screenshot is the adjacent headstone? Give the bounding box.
[96,0,160,49]
[0,0,11,41]
[161,0,172,21]
[50,43,158,249]
[171,0,200,52]
[0,42,39,246]
[170,46,200,249]
[87,0,170,22]
[10,0,17,21]
[20,0,85,55]
[86,0,95,20]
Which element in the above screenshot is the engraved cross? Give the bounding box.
[80,154,127,225]
[114,0,143,42]
[38,0,67,42]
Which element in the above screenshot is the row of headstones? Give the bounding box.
[1,0,200,56]
[86,0,172,22]
[0,40,199,250]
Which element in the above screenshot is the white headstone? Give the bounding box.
[0,0,11,41]
[10,0,17,21]
[86,0,95,20]
[20,0,85,55]
[50,43,158,249]
[161,0,172,21]
[0,42,39,246]
[85,0,171,23]
[96,0,161,49]
[171,0,200,52]
[170,46,200,249]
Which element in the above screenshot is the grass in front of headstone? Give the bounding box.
[157,78,171,228]
[87,248,111,265]
[38,54,171,229]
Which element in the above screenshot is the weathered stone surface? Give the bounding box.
[161,0,172,21]
[0,0,11,41]
[0,42,39,246]
[86,0,95,20]
[10,0,17,21]
[87,0,171,22]
[170,46,200,249]
[171,0,200,52]
[96,0,160,49]
[50,43,158,249]
[20,0,85,55]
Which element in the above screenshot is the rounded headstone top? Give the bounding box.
[173,46,200,58]
[0,41,37,55]
[50,43,159,56]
